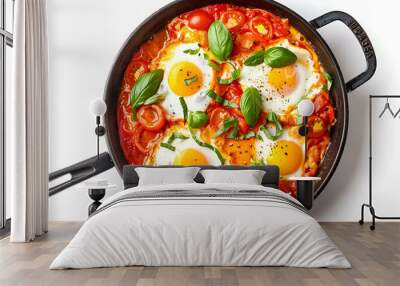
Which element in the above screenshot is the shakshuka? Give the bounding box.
[117,4,336,195]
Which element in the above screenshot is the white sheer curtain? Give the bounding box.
[8,0,49,242]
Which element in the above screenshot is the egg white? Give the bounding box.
[240,39,320,115]
[151,126,221,166]
[157,43,214,120]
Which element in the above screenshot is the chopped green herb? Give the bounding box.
[184,75,199,86]
[322,71,333,92]
[217,62,240,85]
[183,47,200,55]
[206,89,238,108]
[179,97,188,122]
[261,111,283,141]
[160,142,176,151]
[189,127,225,165]
[214,118,237,138]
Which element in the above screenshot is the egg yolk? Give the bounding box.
[267,140,303,176]
[174,148,208,165]
[268,65,298,96]
[222,138,255,165]
[168,61,203,97]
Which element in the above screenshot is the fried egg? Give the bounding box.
[150,126,221,166]
[240,39,320,115]
[255,126,305,177]
[157,43,215,120]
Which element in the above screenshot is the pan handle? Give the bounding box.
[49,152,114,196]
[310,11,376,92]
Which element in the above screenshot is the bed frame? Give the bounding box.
[122,165,314,210]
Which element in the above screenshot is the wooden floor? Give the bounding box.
[0,222,399,286]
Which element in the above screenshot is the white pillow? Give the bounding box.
[135,167,200,186]
[200,169,266,185]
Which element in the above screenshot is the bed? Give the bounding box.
[50,165,350,269]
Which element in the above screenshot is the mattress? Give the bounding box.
[50,183,350,269]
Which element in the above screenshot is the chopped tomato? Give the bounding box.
[235,32,257,50]
[272,18,290,37]
[121,136,146,164]
[307,116,327,138]
[188,10,214,30]
[137,104,166,132]
[224,81,243,105]
[220,10,246,31]
[230,108,249,134]
[209,107,230,130]
[313,92,330,113]
[250,16,273,41]
[133,124,162,154]
[318,105,335,125]
[123,59,149,87]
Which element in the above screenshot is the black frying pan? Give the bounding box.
[50,0,376,202]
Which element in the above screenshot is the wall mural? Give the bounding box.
[116,4,336,196]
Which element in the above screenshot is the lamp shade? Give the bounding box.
[298,99,315,117]
[89,98,107,116]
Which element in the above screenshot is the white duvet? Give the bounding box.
[50,183,350,269]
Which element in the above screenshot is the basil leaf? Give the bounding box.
[188,111,209,128]
[256,134,263,141]
[144,92,165,105]
[206,89,238,108]
[183,47,200,55]
[264,47,297,68]
[240,87,262,127]
[179,97,188,122]
[208,20,233,61]
[184,75,199,86]
[322,71,333,92]
[189,127,225,165]
[244,50,265,66]
[130,69,164,120]
[214,118,237,138]
[160,143,176,151]
[217,63,240,85]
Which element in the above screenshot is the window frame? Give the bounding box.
[0,0,14,234]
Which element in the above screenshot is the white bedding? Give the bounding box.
[50,183,350,269]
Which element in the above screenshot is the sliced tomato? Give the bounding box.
[121,114,136,135]
[137,104,166,132]
[133,124,162,154]
[250,16,273,41]
[123,59,149,87]
[210,107,230,130]
[220,10,246,31]
[188,10,214,30]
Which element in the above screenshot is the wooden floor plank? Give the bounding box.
[0,222,399,286]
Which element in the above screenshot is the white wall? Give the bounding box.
[48,0,398,221]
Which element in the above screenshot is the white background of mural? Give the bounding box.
[48,0,393,221]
